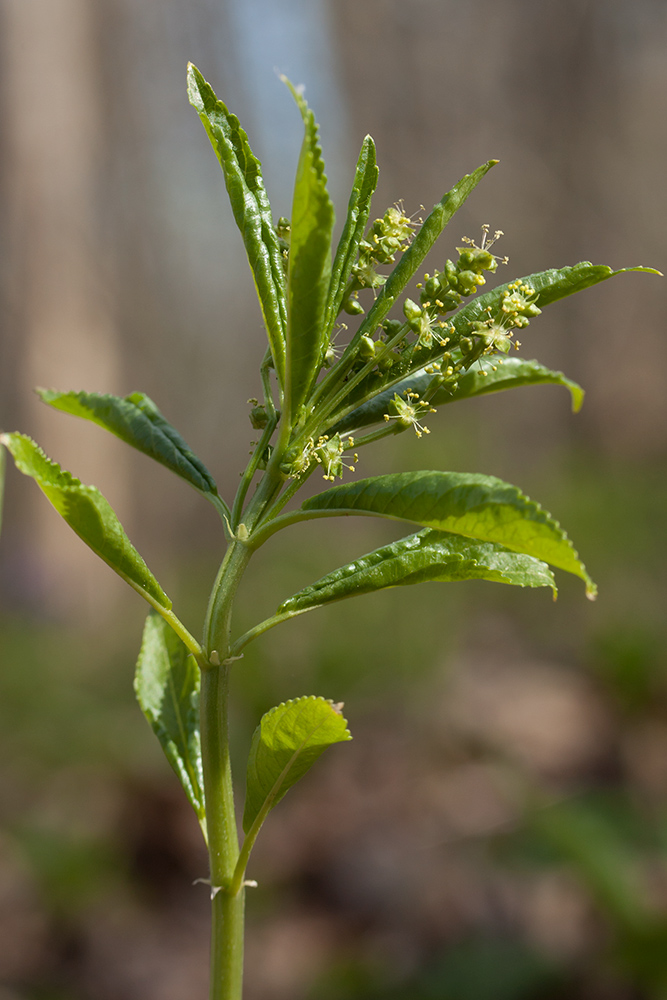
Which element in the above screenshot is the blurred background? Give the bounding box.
[1,1,666,997]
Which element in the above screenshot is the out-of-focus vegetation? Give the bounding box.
[1,1,665,998]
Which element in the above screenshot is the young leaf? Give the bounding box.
[432,356,584,410]
[1,432,171,608]
[187,63,287,385]
[243,696,351,834]
[302,470,596,596]
[278,529,556,614]
[349,160,497,347]
[135,612,206,826]
[330,357,583,435]
[38,389,219,496]
[283,79,335,422]
[324,134,378,334]
[455,262,659,329]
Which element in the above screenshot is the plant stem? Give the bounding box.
[199,468,287,1000]
[201,664,244,1000]
[210,886,245,1000]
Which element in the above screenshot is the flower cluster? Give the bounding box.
[419,225,508,316]
[281,433,358,481]
[343,203,419,314]
[470,281,542,354]
[402,298,454,350]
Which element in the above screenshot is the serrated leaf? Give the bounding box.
[1,432,171,608]
[38,389,218,495]
[302,470,596,597]
[456,262,658,326]
[331,357,583,435]
[350,160,497,346]
[283,80,335,421]
[279,529,556,613]
[324,134,378,334]
[187,63,286,384]
[135,612,205,825]
[243,696,351,834]
[432,356,584,410]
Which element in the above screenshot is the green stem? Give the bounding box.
[230,609,302,658]
[199,458,291,1000]
[210,887,245,1000]
[301,322,410,443]
[201,664,244,1000]
[344,422,403,449]
[257,462,317,525]
[246,505,382,551]
[207,492,234,534]
[231,414,278,530]
[199,467,287,1000]
[203,541,249,660]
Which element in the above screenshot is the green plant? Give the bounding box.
[0,65,658,1000]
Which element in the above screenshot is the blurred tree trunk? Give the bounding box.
[0,0,128,618]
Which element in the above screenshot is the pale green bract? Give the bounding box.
[135,613,206,828]
[243,696,351,834]
[0,432,171,608]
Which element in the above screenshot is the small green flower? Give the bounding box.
[313,434,358,481]
[384,390,437,438]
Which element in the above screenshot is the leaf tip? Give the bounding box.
[328,699,353,738]
[571,387,585,414]
[586,585,598,602]
[280,74,305,101]
[186,63,206,108]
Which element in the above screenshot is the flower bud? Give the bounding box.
[358,335,376,361]
[343,296,365,316]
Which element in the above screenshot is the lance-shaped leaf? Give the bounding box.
[324,134,378,335]
[330,357,583,435]
[331,262,656,422]
[38,389,218,496]
[347,160,497,350]
[187,63,286,385]
[302,470,596,597]
[243,696,351,834]
[453,262,659,329]
[283,79,335,421]
[1,432,171,608]
[135,613,205,826]
[279,530,556,615]
[431,356,584,410]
